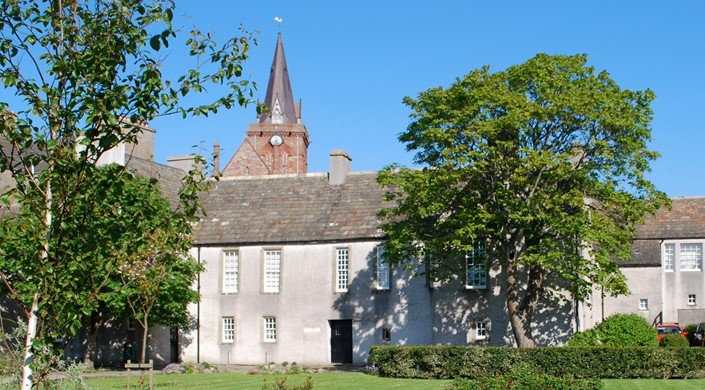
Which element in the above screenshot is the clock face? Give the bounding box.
[269,134,283,146]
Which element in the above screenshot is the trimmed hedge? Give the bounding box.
[368,345,705,379]
[448,369,603,390]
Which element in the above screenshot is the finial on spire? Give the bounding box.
[274,16,282,31]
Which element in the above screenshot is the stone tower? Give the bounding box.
[220,33,309,177]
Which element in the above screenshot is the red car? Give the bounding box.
[656,323,688,341]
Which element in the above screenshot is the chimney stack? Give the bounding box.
[329,149,351,185]
[212,140,221,177]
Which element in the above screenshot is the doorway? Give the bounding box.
[329,320,353,364]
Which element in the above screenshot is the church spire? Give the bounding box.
[258,33,298,124]
[220,32,309,177]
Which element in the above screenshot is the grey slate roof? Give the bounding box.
[624,197,705,267]
[124,156,185,208]
[194,172,388,246]
[635,197,705,240]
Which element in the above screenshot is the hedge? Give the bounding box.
[368,345,705,379]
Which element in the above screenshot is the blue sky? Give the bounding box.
[152,0,705,197]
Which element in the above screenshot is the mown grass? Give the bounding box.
[82,371,705,390]
[83,371,452,389]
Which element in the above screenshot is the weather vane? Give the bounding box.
[274,16,282,31]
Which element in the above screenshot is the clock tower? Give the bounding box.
[220,33,310,177]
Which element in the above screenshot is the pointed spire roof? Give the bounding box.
[258,33,298,124]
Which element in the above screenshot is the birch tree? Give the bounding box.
[0,0,255,387]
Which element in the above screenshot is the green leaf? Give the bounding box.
[150,35,160,51]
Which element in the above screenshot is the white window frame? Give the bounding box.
[222,250,239,294]
[688,294,697,306]
[376,246,390,291]
[663,243,675,272]
[475,321,487,340]
[466,242,487,289]
[679,243,703,271]
[127,318,136,331]
[263,249,281,293]
[639,298,648,310]
[263,317,277,343]
[222,317,235,343]
[335,248,349,293]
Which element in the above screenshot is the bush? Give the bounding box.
[659,334,690,348]
[261,375,313,390]
[369,345,705,379]
[447,367,603,390]
[683,323,702,346]
[595,313,658,346]
[567,329,599,347]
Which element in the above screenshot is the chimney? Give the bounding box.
[167,154,201,173]
[212,140,221,177]
[329,149,351,185]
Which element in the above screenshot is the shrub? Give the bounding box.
[659,334,690,348]
[683,323,700,346]
[595,313,658,346]
[567,329,599,347]
[261,375,313,390]
[447,366,603,390]
[369,345,705,379]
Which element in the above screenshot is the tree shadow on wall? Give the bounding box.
[333,250,575,363]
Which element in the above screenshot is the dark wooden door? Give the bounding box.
[169,328,179,363]
[329,320,353,364]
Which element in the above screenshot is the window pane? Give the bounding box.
[680,243,702,271]
[376,246,390,290]
[264,317,277,342]
[466,242,487,289]
[663,243,675,271]
[336,248,349,292]
[264,250,281,293]
[222,317,235,343]
[476,322,487,339]
[223,250,239,293]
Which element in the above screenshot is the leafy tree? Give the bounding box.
[0,0,255,387]
[378,53,668,348]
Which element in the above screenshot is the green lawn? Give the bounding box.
[82,372,705,390]
[84,371,452,389]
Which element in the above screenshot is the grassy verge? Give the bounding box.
[82,371,705,390]
[84,371,452,389]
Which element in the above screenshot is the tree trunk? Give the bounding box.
[140,314,149,364]
[21,293,40,390]
[83,312,100,370]
[506,256,536,348]
[22,180,54,389]
[504,235,536,348]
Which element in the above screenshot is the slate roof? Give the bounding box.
[635,197,705,240]
[625,197,705,267]
[124,156,185,207]
[194,171,388,246]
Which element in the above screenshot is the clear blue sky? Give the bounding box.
[152,0,705,198]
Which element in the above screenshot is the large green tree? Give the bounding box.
[377,53,667,348]
[0,0,255,387]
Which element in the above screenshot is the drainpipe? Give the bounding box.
[197,245,201,364]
